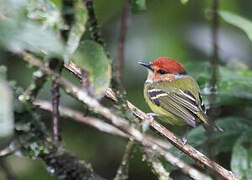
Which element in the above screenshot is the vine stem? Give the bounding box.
[116,0,130,82]
[49,59,63,143]
[52,80,60,142]
[206,0,219,163]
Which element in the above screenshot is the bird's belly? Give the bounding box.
[144,96,186,126]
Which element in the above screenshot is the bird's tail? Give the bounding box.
[212,122,223,132]
[203,122,223,132]
[198,111,223,132]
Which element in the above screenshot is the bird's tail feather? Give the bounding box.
[203,122,223,132]
[199,111,223,132]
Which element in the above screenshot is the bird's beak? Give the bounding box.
[138,61,154,71]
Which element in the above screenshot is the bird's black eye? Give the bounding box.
[158,70,167,75]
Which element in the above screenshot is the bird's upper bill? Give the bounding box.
[138,61,153,71]
[138,57,186,74]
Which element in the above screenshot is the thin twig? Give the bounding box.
[0,141,20,157]
[0,148,13,157]
[116,0,130,82]
[210,0,219,92]
[113,2,136,180]
[114,141,135,180]
[22,52,212,180]
[144,149,171,180]
[20,70,47,104]
[49,60,63,143]
[34,100,128,138]
[52,80,60,142]
[206,0,219,161]
[64,62,239,180]
[208,0,219,122]
[114,141,134,180]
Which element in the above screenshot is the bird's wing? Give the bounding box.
[147,88,203,127]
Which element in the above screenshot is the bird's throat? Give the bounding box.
[146,70,154,83]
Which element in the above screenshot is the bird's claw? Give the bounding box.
[182,137,188,145]
[147,113,160,118]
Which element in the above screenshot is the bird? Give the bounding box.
[139,57,222,132]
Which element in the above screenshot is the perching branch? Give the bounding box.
[65,62,239,180]
[22,52,211,180]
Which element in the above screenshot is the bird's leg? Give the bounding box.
[182,126,191,145]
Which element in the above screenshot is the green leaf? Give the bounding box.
[26,0,66,30]
[0,0,65,57]
[131,0,146,13]
[0,66,14,149]
[65,0,88,62]
[219,11,252,42]
[231,129,252,180]
[72,40,111,98]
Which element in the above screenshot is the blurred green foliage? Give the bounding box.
[0,0,65,57]
[130,0,146,13]
[65,0,88,61]
[231,129,252,179]
[1,0,252,180]
[0,66,14,149]
[220,11,252,42]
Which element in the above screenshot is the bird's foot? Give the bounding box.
[182,137,188,145]
[143,113,159,132]
[147,113,160,118]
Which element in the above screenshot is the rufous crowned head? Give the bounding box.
[151,57,185,74]
[139,57,186,82]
